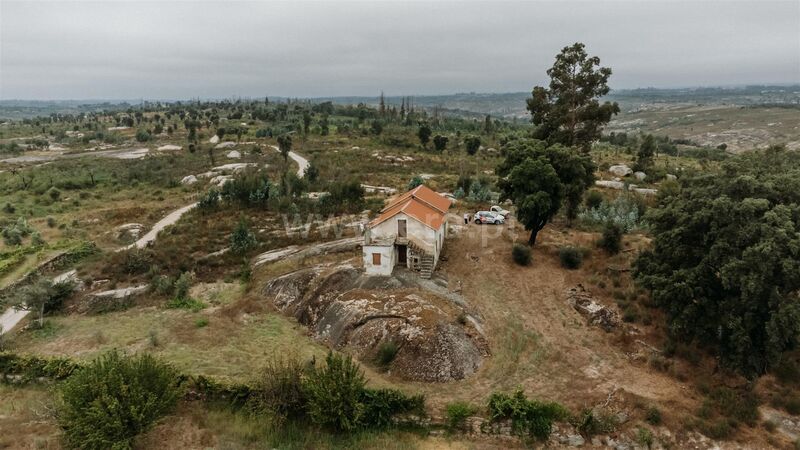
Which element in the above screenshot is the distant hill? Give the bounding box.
[2,85,797,120]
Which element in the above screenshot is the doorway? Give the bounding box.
[396,244,407,265]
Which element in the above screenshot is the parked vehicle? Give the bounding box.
[473,211,505,225]
[490,205,511,217]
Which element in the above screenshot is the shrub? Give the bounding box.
[636,426,654,448]
[197,189,220,211]
[166,296,205,312]
[118,248,153,275]
[172,272,193,300]
[359,388,424,430]
[304,352,367,432]
[512,243,532,266]
[487,390,568,440]
[375,341,398,367]
[250,356,307,423]
[407,176,424,190]
[585,190,603,209]
[2,202,15,214]
[230,219,257,255]
[194,318,209,328]
[47,187,62,201]
[445,401,478,430]
[46,216,57,228]
[558,246,583,269]
[572,409,617,437]
[599,222,623,254]
[135,129,151,142]
[56,351,181,450]
[645,406,662,425]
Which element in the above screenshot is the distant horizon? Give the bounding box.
[2,82,799,104]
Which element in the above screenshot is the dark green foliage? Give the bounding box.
[359,388,424,430]
[432,134,448,152]
[304,352,367,432]
[417,123,432,147]
[445,401,478,430]
[512,243,532,266]
[585,190,603,210]
[634,134,656,171]
[527,42,619,152]
[497,139,595,244]
[407,176,423,190]
[118,248,153,275]
[0,351,79,381]
[319,180,365,215]
[56,351,181,450]
[635,145,800,375]
[487,390,568,440]
[375,341,398,367]
[646,406,662,425]
[220,171,271,207]
[464,135,481,155]
[230,219,257,255]
[197,188,220,211]
[559,246,583,269]
[598,222,623,254]
[135,129,151,142]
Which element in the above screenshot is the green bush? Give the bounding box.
[304,352,367,432]
[645,406,662,425]
[57,351,181,450]
[166,296,205,312]
[0,352,79,381]
[598,222,623,254]
[445,401,478,430]
[585,190,603,209]
[135,129,151,142]
[558,246,583,269]
[636,426,654,448]
[250,356,307,423]
[487,390,568,440]
[360,388,424,430]
[375,341,398,367]
[512,243,532,266]
[194,318,209,328]
[230,219,257,255]
[197,189,220,211]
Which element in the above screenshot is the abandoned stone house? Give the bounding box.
[362,185,451,278]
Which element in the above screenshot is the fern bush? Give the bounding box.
[56,351,181,450]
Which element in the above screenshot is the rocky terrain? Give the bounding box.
[261,262,488,381]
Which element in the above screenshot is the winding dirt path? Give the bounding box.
[121,202,198,251]
[269,145,308,177]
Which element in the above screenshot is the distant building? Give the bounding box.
[363,185,451,278]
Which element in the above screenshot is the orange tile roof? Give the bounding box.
[370,185,451,230]
[382,184,451,214]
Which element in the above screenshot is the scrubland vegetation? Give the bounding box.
[2,43,800,449]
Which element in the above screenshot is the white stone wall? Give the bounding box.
[363,244,395,276]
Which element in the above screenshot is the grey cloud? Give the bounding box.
[1,0,798,99]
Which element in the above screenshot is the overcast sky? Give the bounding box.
[1,0,798,100]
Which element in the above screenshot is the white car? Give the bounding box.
[473,211,505,225]
[490,205,511,217]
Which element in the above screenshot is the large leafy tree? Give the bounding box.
[497,139,595,244]
[527,42,620,152]
[634,146,800,375]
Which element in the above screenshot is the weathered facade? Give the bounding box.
[363,185,450,278]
